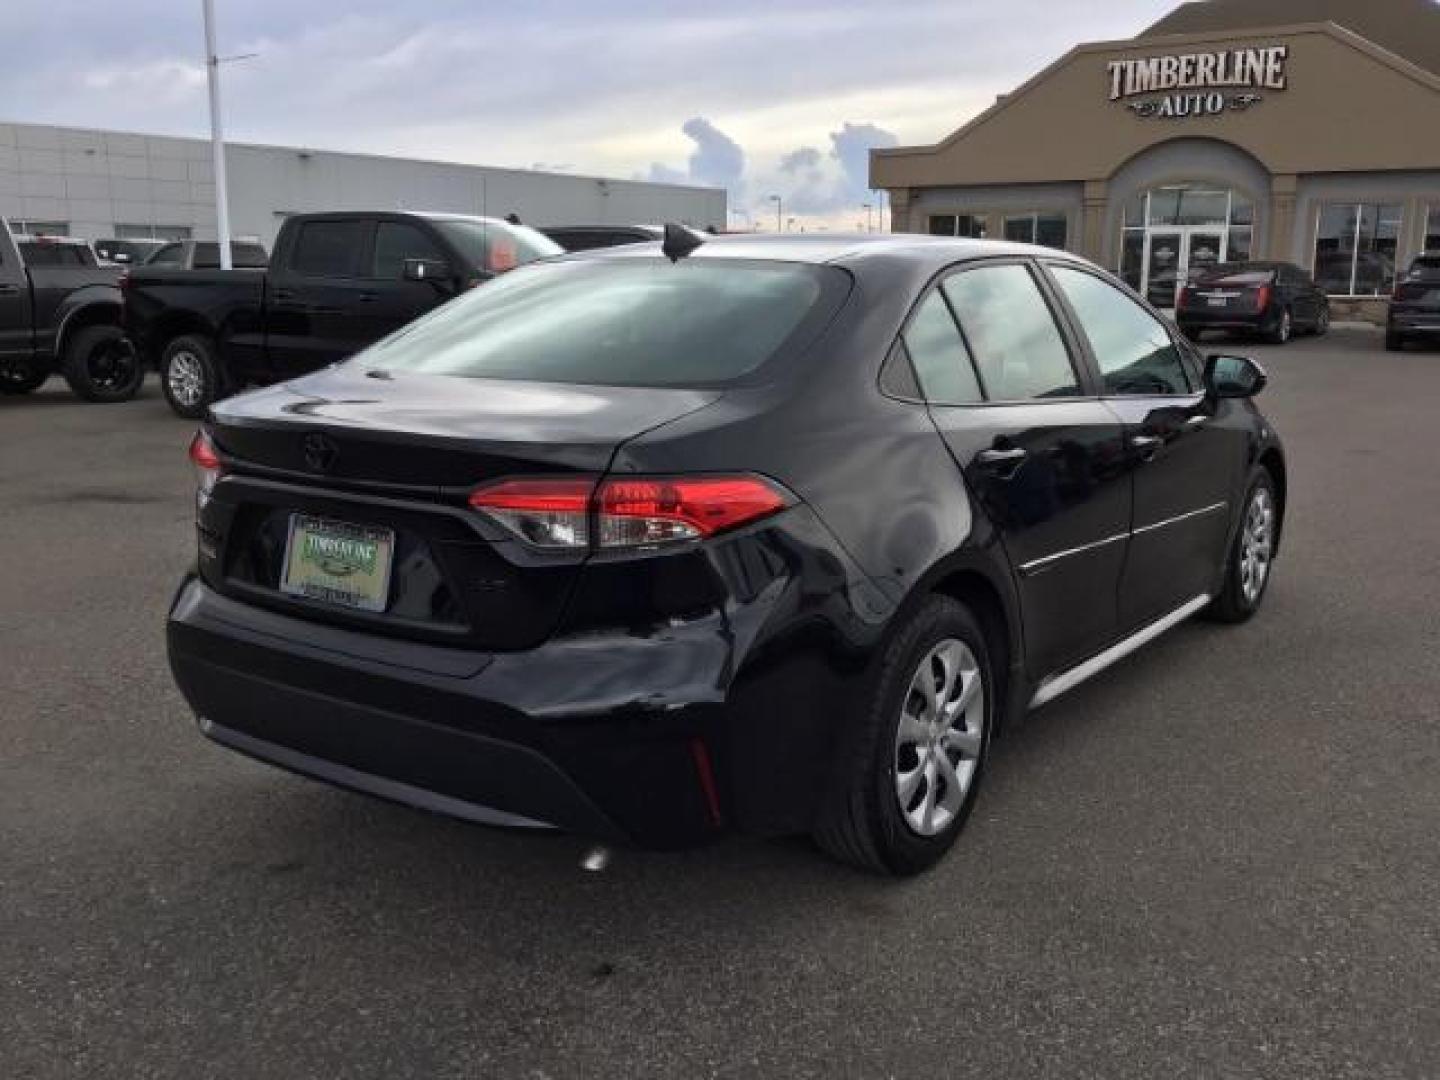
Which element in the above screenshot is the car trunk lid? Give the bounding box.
[203,367,721,649]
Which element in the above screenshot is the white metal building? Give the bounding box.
[0,120,726,247]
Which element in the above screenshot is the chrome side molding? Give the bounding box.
[1028,593,1212,710]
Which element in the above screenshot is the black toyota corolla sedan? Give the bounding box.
[167,231,1286,875]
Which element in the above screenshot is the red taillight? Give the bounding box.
[468,477,595,549]
[118,270,132,291]
[188,429,222,500]
[1254,284,1272,311]
[468,475,789,550]
[1176,286,1190,308]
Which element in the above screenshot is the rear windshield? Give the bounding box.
[429,219,562,274]
[358,259,843,387]
[1406,256,1440,278]
[1195,263,1274,285]
[19,241,93,267]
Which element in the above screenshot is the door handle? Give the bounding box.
[976,447,1028,468]
[1130,434,1163,461]
[271,289,296,302]
[357,292,379,303]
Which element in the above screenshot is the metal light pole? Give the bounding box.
[863,202,873,232]
[768,194,782,233]
[203,0,233,269]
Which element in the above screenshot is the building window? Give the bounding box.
[929,214,986,238]
[1425,206,1440,254]
[1002,212,1067,249]
[114,223,192,241]
[6,219,69,237]
[1313,203,1402,296]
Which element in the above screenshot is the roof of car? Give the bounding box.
[580,232,1087,271]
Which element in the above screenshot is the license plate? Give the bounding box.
[1207,297,1227,307]
[280,515,394,613]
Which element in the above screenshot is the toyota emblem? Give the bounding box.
[301,433,339,473]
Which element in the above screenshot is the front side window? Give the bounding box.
[358,259,842,388]
[1313,202,1402,296]
[902,291,982,405]
[148,244,183,267]
[1050,265,1190,396]
[941,264,1079,401]
[372,222,446,279]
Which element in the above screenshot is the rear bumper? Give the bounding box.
[1176,308,1269,331]
[1388,311,1440,335]
[168,549,874,847]
[168,575,737,848]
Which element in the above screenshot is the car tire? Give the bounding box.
[815,596,995,876]
[161,334,225,419]
[0,356,50,395]
[1206,470,1279,624]
[1314,307,1330,337]
[1265,307,1293,345]
[1385,330,1404,351]
[61,325,144,403]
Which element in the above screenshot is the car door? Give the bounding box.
[360,219,460,342]
[264,217,375,379]
[913,260,1132,679]
[1044,262,1244,631]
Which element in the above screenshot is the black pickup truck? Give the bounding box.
[0,229,139,401]
[125,211,562,418]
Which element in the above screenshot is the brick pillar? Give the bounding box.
[1268,174,1298,262]
[1081,179,1109,263]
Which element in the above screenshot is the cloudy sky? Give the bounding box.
[5,0,1183,228]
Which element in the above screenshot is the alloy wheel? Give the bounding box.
[893,638,985,837]
[167,351,205,409]
[1239,486,1274,603]
[86,338,138,391]
[1278,309,1291,342]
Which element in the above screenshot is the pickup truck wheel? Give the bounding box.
[61,325,143,403]
[161,335,224,419]
[0,356,50,394]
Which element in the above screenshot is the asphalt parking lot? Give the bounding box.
[3,327,1438,1079]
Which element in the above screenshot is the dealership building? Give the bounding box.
[0,120,725,249]
[872,0,1440,321]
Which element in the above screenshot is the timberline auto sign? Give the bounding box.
[1108,45,1288,118]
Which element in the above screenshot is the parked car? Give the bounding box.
[0,229,139,401]
[166,231,1286,875]
[125,211,562,418]
[1386,252,1440,351]
[94,238,168,266]
[143,239,270,270]
[1176,261,1329,344]
[541,225,664,252]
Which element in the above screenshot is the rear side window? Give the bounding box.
[941,265,1079,401]
[291,221,367,277]
[359,259,841,387]
[148,244,183,267]
[372,222,446,279]
[1050,265,1190,396]
[902,291,982,405]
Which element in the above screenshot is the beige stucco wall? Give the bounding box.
[873,24,1440,190]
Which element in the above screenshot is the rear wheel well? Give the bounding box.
[931,570,1015,734]
[57,302,121,356]
[152,315,215,363]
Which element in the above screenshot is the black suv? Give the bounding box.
[167,233,1286,875]
[1177,261,1329,345]
[1387,253,1440,351]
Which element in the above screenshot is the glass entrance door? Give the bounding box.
[1142,229,1228,308]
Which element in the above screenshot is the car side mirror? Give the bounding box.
[403,257,452,284]
[1204,354,1268,399]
